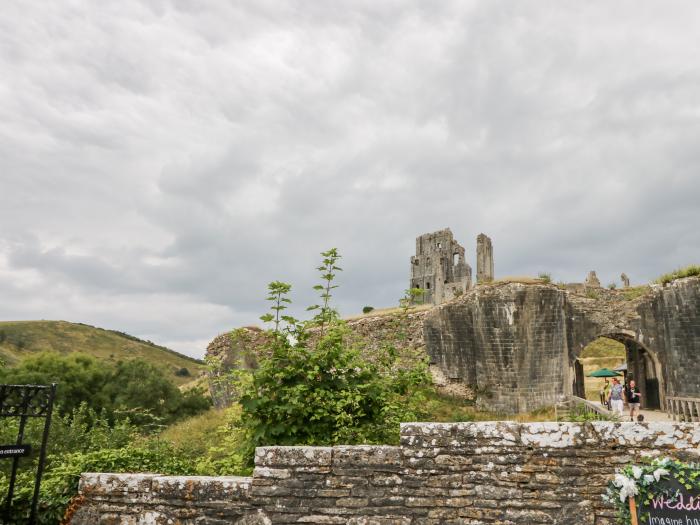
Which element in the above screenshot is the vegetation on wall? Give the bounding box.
[656,265,700,285]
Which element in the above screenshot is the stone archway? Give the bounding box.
[571,332,664,410]
[423,276,700,413]
[610,334,664,410]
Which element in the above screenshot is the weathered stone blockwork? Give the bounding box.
[425,277,700,413]
[72,421,700,525]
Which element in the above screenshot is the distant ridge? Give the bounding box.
[0,320,205,386]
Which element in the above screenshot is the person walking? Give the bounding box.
[626,379,642,422]
[608,378,625,416]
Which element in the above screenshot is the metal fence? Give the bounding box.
[0,384,57,524]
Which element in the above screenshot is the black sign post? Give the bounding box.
[0,384,57,524]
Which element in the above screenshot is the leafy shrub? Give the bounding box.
[237,324,430,459]
[230,249,433,467]
[175,367,191,377]
[362,306,374,314]
[607,282,617,290]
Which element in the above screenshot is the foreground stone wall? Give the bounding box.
[72,421,700,525]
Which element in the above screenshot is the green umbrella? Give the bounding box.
[587,368,622,378]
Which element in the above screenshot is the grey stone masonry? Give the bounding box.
[410,228,472,305]
[424,277,700,413]
[476,233,494,284]
[71,421,700,525]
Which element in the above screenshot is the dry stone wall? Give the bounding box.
[72,421,700,525]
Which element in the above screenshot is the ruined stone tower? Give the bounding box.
[476,233,494,284]
[410,228,472,304]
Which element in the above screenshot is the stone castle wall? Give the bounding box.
[424,277,700,413]
[205,278,700,414]
[72,421,700,524]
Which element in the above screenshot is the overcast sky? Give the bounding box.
[1,1,699,358]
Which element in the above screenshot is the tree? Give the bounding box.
[1,352,111,416]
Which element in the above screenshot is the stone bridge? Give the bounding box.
[423,276,700,413]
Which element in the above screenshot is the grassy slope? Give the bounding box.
[0,320,205,386]
[579,337,626,401]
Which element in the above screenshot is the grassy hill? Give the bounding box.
[580,337,626,401]
[0,321,205,386]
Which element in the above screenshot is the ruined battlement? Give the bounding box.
[410,228,472,305]
[72,421,700,524]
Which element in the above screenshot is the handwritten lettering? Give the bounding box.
[651,495,700,512]
[647,517,700,525]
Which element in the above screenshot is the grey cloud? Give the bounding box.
[1,0,699,357]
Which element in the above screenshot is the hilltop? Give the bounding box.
[0,320,205,386]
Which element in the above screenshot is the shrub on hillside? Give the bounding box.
[362,306,374,314]
[0,353,211,427]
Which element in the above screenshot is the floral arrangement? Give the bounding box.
[605,457,700,523]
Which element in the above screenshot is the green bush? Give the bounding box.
[0,353,211,427]
[237,324,430,460]
[0,440,198,524]
[362,306,374,314]
[537,272,552,284]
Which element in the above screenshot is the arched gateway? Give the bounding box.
[423,276,700,413]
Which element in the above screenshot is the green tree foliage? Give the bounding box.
[0,352,111,415]
[0,353,210,426]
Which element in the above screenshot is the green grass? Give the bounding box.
[0,320,205,386]
[158,408,226,456]
[580,337,625,358]
[621,285,650,301]
[656,265,700,285]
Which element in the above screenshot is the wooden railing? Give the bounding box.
[667,396,700,422]
[555,396,614,421]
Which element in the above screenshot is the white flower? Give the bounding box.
[653,468,670,482]
[619,479,639,502]
[632,466,643,479]
[643,475,655,484]
[613,474,628,488]
[613,474,639,502]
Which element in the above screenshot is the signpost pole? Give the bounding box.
[28,383,56,524]
[630,496,639,525]
[3,390,30,521]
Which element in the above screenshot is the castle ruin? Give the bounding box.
[476,232,494,283]
[409,228,471,304]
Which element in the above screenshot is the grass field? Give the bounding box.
[0,320,206,386]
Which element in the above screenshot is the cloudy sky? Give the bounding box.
[1,1,699,358]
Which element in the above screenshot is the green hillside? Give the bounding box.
[0,321,205,386]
